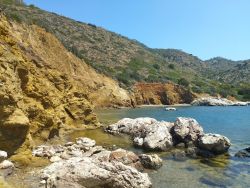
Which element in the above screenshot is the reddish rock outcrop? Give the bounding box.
[133,83,195,105]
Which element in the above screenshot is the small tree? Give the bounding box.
[168,64,175,69]
[153,64,160,70]
[178,78,189,87]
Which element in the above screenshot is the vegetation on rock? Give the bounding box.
[1,3,249,101]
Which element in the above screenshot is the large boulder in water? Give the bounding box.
[142,122,173,151]
[105,117,157,135]
[198,134,231,154]
[172,117,204,144]
[106,118,174,151]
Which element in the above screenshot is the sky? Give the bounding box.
[24,0,250,61]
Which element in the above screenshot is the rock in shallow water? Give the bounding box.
[198,134,231,154]
[106,118,174,151]
[191,97,248,106]
[41,157,152,188]
[235,147,250,158]
[172,117,204,144]
[109,148,143,171]
[105,117,231,157]
[139,154,163,170]
[33,137,155,188]
[142,123,173,151]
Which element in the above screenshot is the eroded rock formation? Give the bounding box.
[0,13,131,155]
[133,83,195,105]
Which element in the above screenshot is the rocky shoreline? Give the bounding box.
[105,117,232,159]
[32,137,158,188]
[1,116,249,188]
[191,97,249,106]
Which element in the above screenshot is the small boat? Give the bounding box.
[165,107,176,111]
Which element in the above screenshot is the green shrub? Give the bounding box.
[8,13,22,23]
[168,64,175,69]
[28,4,36,9]
[192,86,202,93]
[117,73,130,85]
[153,64,160,70]
[178,78,189,87]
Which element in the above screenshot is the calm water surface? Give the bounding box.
[73,106,250,188]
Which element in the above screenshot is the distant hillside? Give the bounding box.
[0,2,249,100]
[0,3,204,86]
[0,0,23,5]
[205,57,250,84]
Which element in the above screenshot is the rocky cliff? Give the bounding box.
[0,13,130,155]
[133,83,195,105]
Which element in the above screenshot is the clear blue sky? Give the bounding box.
[24,0,250,61]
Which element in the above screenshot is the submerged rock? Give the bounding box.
[191,97,248,106]
[109,149,143,171]
[139,154,163,170]
[235,147,250,158]
[198,134,231,154]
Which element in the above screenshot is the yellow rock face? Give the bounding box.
[0,14,130,155]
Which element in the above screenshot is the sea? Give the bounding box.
[70,106,250,188]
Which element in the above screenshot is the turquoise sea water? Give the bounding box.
[94,106,250,188]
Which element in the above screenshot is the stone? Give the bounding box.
[106,118,173,151]
[235,147,250,158]
[0,151,7,162]
[64,142,74,147]
[139,154,163,170]
[75,137,96,150]
[109,149,143,170]
[105,117,157,135]
[50,156,62,163]
[172,117,204,144]
[40,157,152,188]
[0,160,14,169]
[191,97,248,106]
[32,145,56,158]
[143,123,173,151]
[198,134,231,154]
[133,137,144,147]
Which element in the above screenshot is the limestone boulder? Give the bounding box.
[198,134,231,154]
[172,117,204,144]
[40,157,152,188]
